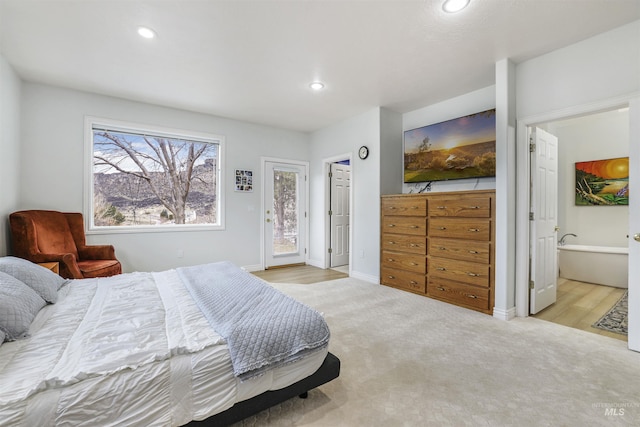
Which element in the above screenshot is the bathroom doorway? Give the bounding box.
[529,108,630,342]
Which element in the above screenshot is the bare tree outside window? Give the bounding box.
[92,127,220,228]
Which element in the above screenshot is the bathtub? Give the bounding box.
[558,244,628,288]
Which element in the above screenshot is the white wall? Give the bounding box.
[380,108,403,195]
[401,86,496,193]
[19,83,309,272]
[0,54,21,256]
[548,109,630,247]
[517,20,640,119]
[309,108,381,281]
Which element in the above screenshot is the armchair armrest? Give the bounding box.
[27,252,83,279]
[77,245,117,260]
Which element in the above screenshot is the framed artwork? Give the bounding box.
[403,108,496,183]
[235,169,253,192]
[575,157,629,205]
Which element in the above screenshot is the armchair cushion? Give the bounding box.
[77,260,122,278]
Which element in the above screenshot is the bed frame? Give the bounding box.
[187,352,341,426]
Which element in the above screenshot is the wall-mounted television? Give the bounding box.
[403,108,496,183]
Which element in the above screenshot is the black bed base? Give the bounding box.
[186,352,341,427]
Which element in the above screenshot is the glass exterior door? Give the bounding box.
[264,161,307,268]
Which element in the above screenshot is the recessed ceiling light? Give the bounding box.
[309,81,325,91]
[137,26,156,39]
[442,0,470,13]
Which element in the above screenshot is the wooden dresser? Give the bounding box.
[380,190,495,314]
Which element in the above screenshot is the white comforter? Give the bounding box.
[0,269,326,426]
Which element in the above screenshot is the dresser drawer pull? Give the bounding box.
[467,272,479,277]
[436,206,446,209]
[388,206,396,210]
[410,225,419,229]
[387,258,395,262]
[470,206,480,209]
[388,224,396,227]
[468,228,480,232]
[437,286,445,291]
[411,206,419,209]
[438,227,447,230]
[388,275,395,279]
[467,294,478,299]
[409,262,418,266]
[409,280,418,285]
[438,247,446,250]
[436,267,446,271]
[409,243,418,247]
[468,250,478,254]
[387,241,396,245]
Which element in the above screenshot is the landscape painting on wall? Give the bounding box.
[403,108,496,183]
[575,157,629,206]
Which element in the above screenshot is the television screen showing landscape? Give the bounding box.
[403,108,496,183]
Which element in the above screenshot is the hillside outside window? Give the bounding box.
[86,118,224,232]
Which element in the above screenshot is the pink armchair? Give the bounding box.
[9,210,122,279]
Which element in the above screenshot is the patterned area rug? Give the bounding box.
[593,290,628,335]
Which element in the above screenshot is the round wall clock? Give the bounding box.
[358,145,369,160]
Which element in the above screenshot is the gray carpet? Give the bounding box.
[236,278,640,426]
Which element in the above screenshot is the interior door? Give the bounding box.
[264,161,307,268]
[330,163,350,267]
[530,127,559,314]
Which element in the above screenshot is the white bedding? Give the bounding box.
[0,269,327,426]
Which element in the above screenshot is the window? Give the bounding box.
[86,117,224,232]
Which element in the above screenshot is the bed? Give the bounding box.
[0,257,340,426]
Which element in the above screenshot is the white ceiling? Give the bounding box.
[1,0,639,133]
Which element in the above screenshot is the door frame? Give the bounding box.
[515,93,639,351]
[323,153,353,272]
[260,156,310,270]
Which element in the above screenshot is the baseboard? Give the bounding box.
[306,258,324,269]
[493,306,516,321]
[241,264,263,272]
[350,270,378,284]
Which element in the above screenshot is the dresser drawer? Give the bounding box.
[382,251,426,274]
[429,218,490,241]
[381,197,427,217]
[382,216,427,236]
[429,257,490,287]
[428,197,491,218]
[381,233,426,255]
[427,278,490,312]
[429,238,490,263]
[381,267,426,293]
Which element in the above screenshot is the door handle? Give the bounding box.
[634,233,640,242]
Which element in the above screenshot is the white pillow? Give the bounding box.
[0,271,47,341]
[0,256,67,303]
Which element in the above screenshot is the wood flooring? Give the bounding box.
[252,264,349,284]
[532,277,627,341]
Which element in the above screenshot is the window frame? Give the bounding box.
[84,116,225,234]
